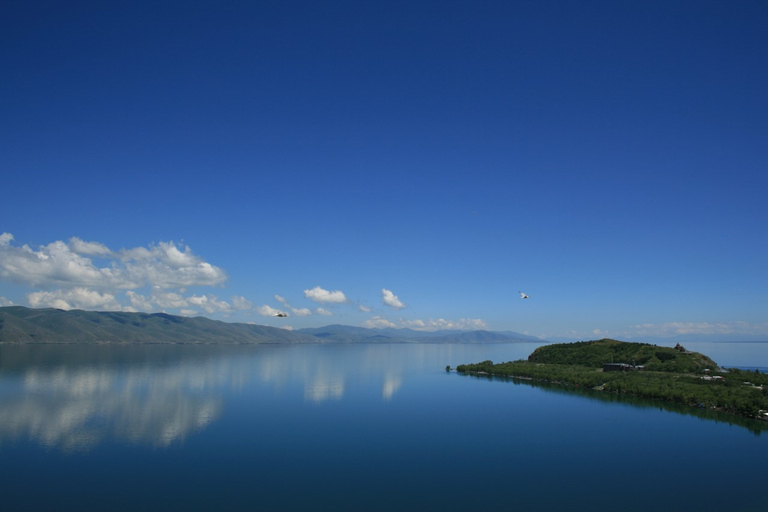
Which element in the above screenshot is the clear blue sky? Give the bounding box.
[2,1,766,340]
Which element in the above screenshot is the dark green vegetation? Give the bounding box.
[0,306,538,344]
[528,338,717,373]
[457,339,768,421]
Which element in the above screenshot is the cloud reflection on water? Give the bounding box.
[0,343,446,450]
[305,376,345,403]
[0,343,528,451]
[2,359,224,452]
[382,374,402,401]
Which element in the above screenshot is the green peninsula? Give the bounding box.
[456,339,768,421]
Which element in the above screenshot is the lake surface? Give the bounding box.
[1,342,766,511]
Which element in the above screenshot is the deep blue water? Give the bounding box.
[1,342,766,511]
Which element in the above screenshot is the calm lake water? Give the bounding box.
[1,342,766,511]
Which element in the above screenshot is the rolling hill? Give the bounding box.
[0,306,547,345]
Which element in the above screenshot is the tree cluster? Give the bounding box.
[456,340,768,421]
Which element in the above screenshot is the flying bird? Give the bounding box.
[273,312,288,317]
[519,291,529,299]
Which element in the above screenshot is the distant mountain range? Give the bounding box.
[297,324,543,344]
[0,307,545,345]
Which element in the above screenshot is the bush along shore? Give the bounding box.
[455,339,768,421]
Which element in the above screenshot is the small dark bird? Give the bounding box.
[273,312,288,317]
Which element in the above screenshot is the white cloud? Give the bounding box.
[120,242,227,289]
[0,233,245,316]
[303,286,347,304]
[126,291,154,311]
[69,237,114,257]
[256,305,285,317]
[230,296,253,310]
[363,316,397,328]
[362,316,488,331]
[0,233,227,291]
[187,295,232,314]
[123,290,257,316]
[275,294,312,316]
[399,318,488,331]
[129,291,189,310]
[1,238,123,288]
[316,308,333,316]
[0,296,14,306]
[358,304,372,313]
[381,289,405,309]
[26,288,129,311]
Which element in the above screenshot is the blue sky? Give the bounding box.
[1,0,766,340]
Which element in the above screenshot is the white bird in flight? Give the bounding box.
[519,291,529,299]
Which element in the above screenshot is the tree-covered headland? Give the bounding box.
[456,339,768,420]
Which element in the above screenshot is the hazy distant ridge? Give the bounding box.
[0,307,544,344]
[295,324,541,343]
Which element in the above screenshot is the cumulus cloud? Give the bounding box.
[27,288,129,311]
[119,242,227,289]
[230,296,253,310]
[0,233,246,317]
[124,291,252,315]
[0,233,227,290]
[69,237,114,257]
[399,318,488,331]
[256,305,285,317]
[316,308,333,316]
[362,316,488,331]
[275,294,312,316]
[132,290,188,310]
[0,296,14,306]
[125,291,155,311]
[381,289,405,309]
[304,286,347,304]
[363,316,397,328]
[187,295,232,314]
